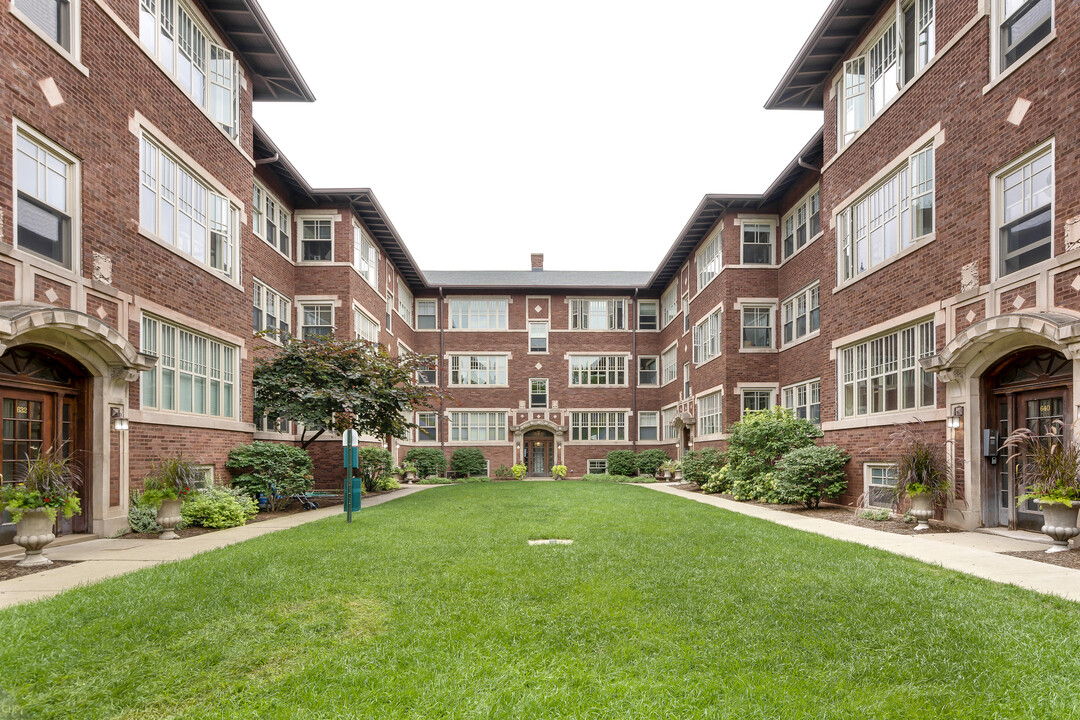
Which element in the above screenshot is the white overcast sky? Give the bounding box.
[253,0,830,273]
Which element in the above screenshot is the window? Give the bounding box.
[661,345,677,385]
[997,145,1053,278]
[570,299,626,330]
[697,391,723,436]
[450,299,508,330]
[693,307,722,364]
[140,315,236,418]
[661,284,678,328]
[682,294,690,334]
[139,135,236,278]
[530,379,548,409]
[662,407,677,440]
[353,226,378,286]
[741,306,773,349]
[138,0,238,138]
[529,322,548,353]
[999,0,1052,72]
[638,356,659,386]
[838,144,934,282]
[570,356,626,386]
[741,222,773,264]
[639,411,659,441]
[683,363,691,398]
[300,219,333,261]
[252,183,290,257]
[354,307,379,342]
[783,380,821,425]
[782,188,821,259]
[697,233,722,289]
[841,319,935,418]
[417,300,438,330]
[587,459,607,474]
[14,0,73,51]
[416,412,437,442]
[300,303,333,340]
[638,300,658,331]
[782,284,820,345]
[252,281,290,339]
[416,360,437,386]
[742,389,772,416]
[450,412,506,442]
[254,413,291,434]
[570,412,626,441]
[15,130,75,269]
[450,355,508,386]
[866,464,898,509]
[397,280,414,328]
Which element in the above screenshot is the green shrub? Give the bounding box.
[127,490,162,533]
[404,447,447,478]
[726,408,820,503]
[582,474,638,483]
[450,448,487,477]
[456,476,492,484]
[680,449,725,484]
[773,445,850,508]
[493,464,514,478]
[636,449,671,476]
[700,465,730,494]
[372,475,402,491]
[355,447,394,492]
[511,464,526,480]
[142,455,202,507]
[181,486,258,528]
[226,442,314,511]
[605,450,638,477]
[858,507,891,521]
[731,471,780,503]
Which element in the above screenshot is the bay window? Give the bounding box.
[253,281,290,339]
[693,308,721,364]
[661,284,678,328]
[783,380,821,425]
[697,233,721,289]
[782,187,820,259]
[661,346,677,385]
[354,226,378,286]
[697,392,723,436]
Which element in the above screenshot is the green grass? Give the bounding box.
[2,482,1080,719]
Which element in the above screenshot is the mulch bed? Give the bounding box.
[1003,549,1080,570]
[0,558,79,582]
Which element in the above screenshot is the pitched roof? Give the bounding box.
[423,270,654,290]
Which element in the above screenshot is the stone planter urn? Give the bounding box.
[1037,500,1080,553]
[909,493,934,531]
[157,498,183,540]
[404,471,416,484]
[13,508,56,567]
[674,468,684,482]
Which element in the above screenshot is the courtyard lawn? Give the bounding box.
[2,484,1080,719]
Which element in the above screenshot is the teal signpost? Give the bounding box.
[342,429,360,523]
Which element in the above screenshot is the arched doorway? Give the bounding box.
[523,429,555,477]
[983,347,1071,530]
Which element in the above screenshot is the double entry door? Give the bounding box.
[523,433,555,476]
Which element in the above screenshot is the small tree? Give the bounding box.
[226,442,314,511]
[405,447,447,478]
[773,445,850,508]
[606,450,638,477]
[451,448,487,477]
[681,449,725,484]
[355,447,394,492]
[726,408,820,502]
[635,449,671,476]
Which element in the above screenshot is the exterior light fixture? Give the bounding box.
[111,407,129,432]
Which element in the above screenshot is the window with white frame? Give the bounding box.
[14,0,76,54]
[252,281,290,339]
[693,307,722,364]
[866,464,898,509]
[997,144,1053,278]
[697,233,721,289]
[529,322,548,353]
[570,356,626,386]
[682,294,690,334]
[15,129,76,269]
[662,407,677,440]
[450,355,508,386]
[353,307,379,343]
[741,389,772,416]
[998,0,1052,73]
[587,459,607,474]
[416,359,437,386]
[416,411,438,442]
[450,412,506,442]
[570,411,626,441]
[417,300,438,330]
[354,226,378,286]
[782,284,820,345]
[138,0,239,138]
[638,300,658,331]
[450,299,508,330]
[838,144,934,282]
[697,391,723,436]
[639,411,660,441]
[841,319,935,418]
[397,280,414,328]
[252,183,290,257]
[661,345,677,385]
[139,135,236,278]
[661,284,678,328]
[530,378,548,408]
[782,187,821,259]
[638,356,659,386]
[835,0,936,147]
[254,413,291,434]
[570,299,626,330]
[300,303,333,340]
[300,219,333,261]
[741,222,774,264]
[140,315,236,418]
[683,363,691,398]
[741,306,773,349]
[783,380,821,425]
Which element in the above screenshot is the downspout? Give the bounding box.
[438,286,446,462]
[632,288,638,454]
[797,155,820,173]
[255,153,280,165]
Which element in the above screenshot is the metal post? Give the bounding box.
[346,461,353,524]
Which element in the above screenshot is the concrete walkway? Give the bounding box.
[642,483,1080,603]
[0,485,434,609]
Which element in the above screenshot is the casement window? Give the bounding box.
[529,322,548,353]
[252,184,290,258]
[638,300,658,331]
[638,356,659,386]
[682,294,690,334]
[783,380,821,425]
[693,308,722,364]
[782,188,821,259]
[450,355,508,386]
[639,411,660,441]
[416,300,438,330]
[570,299,627,330]
[741,222,774,264]
[570,411,626,441]
[450,299,508,330]
[697,391,723,436]
[450,412,507,442]
[866,464,898,509]
[300,303,333,340]
[252,281,290,339]
[587,459,607,474]
[782,284,820,345]
[140,315,236,418]
[741,306,773,349]
[570,355,626,386]
[662,407,677,440]
[998,0,1052,73]
[139,135,237,279]
[530,378,548,409]
[397,280,414,328]
[661,346,677,385]
[138,0,239,138]
[353,226,378,286]
[353,307,379,343]
[661,284,678,328]
[416,412,438,442]
[841,319,935,418]
[838,144,934,282]
[13,0,75,53]
[300,219,333,261]
[741,389,773,416]
[15,130,76,269]
[997,144,1053,278]
[697,233,721,289]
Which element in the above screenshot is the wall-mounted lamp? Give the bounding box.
[946,416,961,429]
[111,407,129,432]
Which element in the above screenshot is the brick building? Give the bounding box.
[1,0,1076,542]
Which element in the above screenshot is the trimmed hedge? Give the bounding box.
[404,447,447,478]
[636,449,671,476]
[450,448,488,477]
[605,450,638,477]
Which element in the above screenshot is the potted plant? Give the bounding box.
[551,464,568,480]
[672,460,684,482]
[0,449,81,567]
[1003,421,1080,553]
[658,460,679,481]
[142,455,200,540]
[891,423,951,532]
[400,462,419,483]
